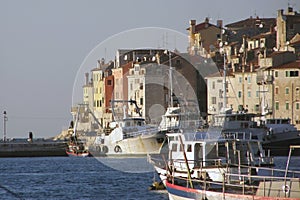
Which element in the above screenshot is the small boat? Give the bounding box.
[164,145,300,200]
[66,116,90,157]
[66,142,90,157]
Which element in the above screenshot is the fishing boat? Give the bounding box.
[66,115,90,157]
[165,145,300,200]
[90,100,165,156]
[263,118,300,156]
[66,145,90,157]
[148,130,274,187]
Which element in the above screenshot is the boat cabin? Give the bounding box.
[167,132,273,171]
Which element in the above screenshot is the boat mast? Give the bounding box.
[167,50,173,107]
[223,52,227,110]
[220,27,227,112]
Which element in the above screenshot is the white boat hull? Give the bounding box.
[90,133,164,157]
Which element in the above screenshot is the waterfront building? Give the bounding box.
[127,62,165,123]
[276,7,300,52]
[187,18,223,57]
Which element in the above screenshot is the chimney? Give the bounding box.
[288,7,293,14]
[97,60,101,68]
[278,9,283,17]
[85,73,89,85]
[217,20,223,28]
[190,20,196,34]
[204,17,209,28]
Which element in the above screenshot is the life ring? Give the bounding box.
[102,146,109,153]
[114,145,122,153]
[96,146,101,152]
[282,185,290,194]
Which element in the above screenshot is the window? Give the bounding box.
[239,77,242,83]
[286,70,299,77]
[211,97,216,104]
[238,91,242,98]
[256,91,259,98]
[140,97,143,105]
[285,87,289,94]
[296,102,300,110]
[275,102,279,110]
[275,71,278,77]
[255,104,260,112]
[290,71,299,77]
[248,91,251,97]
[171,143,177,151]
[179,144,184,152]
[248,76,251,83]
[212,81,215,89]
[286,102,289,110]
[187,144,192,152]
[275,87,279,95]
[107,80,112,85]
[219,89,223,98]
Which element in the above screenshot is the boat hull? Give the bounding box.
[66,151,89,157]
[166,181,300,200]
[90,133,164,157]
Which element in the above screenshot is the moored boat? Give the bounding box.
[149,130,274,187]
[88,100,165,157]
[164,145,300,200]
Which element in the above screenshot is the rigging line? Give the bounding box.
[227,75,240,106]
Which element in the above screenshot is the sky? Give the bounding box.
[0,0,299,139]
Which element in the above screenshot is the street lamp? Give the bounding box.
[3,111,8,142]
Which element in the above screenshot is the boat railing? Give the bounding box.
[221,132,253,141]
[171,158,225,169]
[229,163,300,179]
[170,168,300,198]
[123,127,159,139]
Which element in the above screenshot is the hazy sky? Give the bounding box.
[1,0,299,138]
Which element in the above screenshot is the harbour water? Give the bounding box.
[0,156,299,200]
[0,157,168,200]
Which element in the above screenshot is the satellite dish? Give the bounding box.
[219,42,223,48]
[124,55,128,61]
[260,42,265,48]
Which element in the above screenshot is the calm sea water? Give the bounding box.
[0,157,168,200]
[0,156,299,200]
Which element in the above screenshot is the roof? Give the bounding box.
[187,22,220,33]
[249,31,275,40]
[205,70,234,78]
[270,60,300,70]
[226,17,275,29]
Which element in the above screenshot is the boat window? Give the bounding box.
[125,122,131,126]
[179,144,184,152]
[171,143,177,152]
[187,144,192,152]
